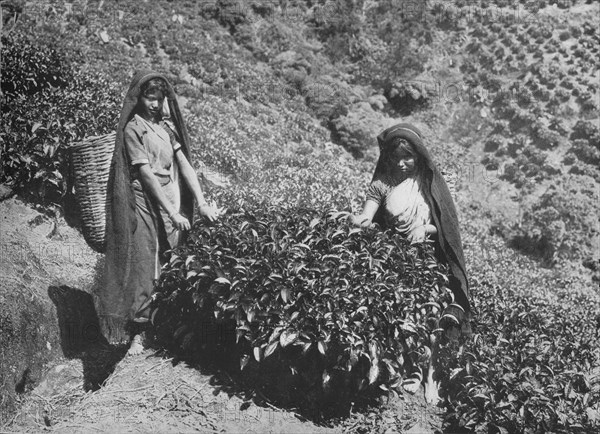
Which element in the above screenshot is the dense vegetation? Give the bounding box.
[152,209,451,415]
[2,0,599,432]
[1,33,121,204]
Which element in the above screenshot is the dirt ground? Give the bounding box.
[7,350,443,433]
[0,196,102,419]
[1,195,443,433]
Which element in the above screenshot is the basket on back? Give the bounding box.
[69,132,116,253]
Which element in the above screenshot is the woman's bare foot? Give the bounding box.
[127,334,144,356]
[425,333,441,405]
[425,367,441,405]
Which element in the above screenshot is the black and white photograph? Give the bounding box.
[1,0,598,432]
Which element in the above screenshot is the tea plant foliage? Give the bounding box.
[151,208,451,407]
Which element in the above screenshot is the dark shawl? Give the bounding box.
[98,70,195,344]
[372,123,470,311]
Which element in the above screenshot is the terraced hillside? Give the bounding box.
[1,1,599,432]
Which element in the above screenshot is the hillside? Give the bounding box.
[1,0,599,432]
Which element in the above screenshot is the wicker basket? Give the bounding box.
[69,132,116,253]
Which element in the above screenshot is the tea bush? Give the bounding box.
[151,208,453,411]
[507,174,599,262]
[0,33,71,100]
[1,32,122,204]
[443,280,599,432]
[184,101,362,213]
[4,0,599,429]
[532,125,564,150]
[571,120,600,145]
[568,139,600,167]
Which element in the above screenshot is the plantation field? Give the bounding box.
[1,0,599,432]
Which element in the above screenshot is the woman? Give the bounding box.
[351,123,470,321]
[351,123,470,402]
[98,70,219,355]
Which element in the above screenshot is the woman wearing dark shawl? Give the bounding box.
[351,123,471,403]
[351,123,470,327]
[98,70,219,355]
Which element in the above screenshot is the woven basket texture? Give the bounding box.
[70,132,116,253]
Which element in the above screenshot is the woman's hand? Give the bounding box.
[351,200,379,228]
[171,213,191,231]
[408,225,427,244]
[198,202,220,222]
[350,213,373,228]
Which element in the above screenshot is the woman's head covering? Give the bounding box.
[98,70,194,343]
[373,123,470,312]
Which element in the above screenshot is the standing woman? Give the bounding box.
[351,123,470,403]
[351,123,471,332]
[98,70,219,355]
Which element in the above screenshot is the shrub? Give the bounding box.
[0,33,72,100]
[516,88,534,106]
[532,125,563,150]
[510,175,599,261]
[555,88,571,101]
[559,30,571,41]
[481,155,500,171]
[151,209,452,412]
[491,119,510,136]
[559,78,574,89]
[508,134,529,157]
[533,87,551,102]
[0,33,121,205]
[549,117,569,135]
[568,163,600,183]
[568,139,600,166]
[502,162,528,188]
[501,144,550,187]
[385,81,431,114]
[579,95,599,114]
[509,108,536,131]
[483,134,505,153]
[329,102,388,157]
[570,120,600,146]
[210,0,250,31]
[444,283,599,432]
[563,153,577,165]
[572,47,586,58]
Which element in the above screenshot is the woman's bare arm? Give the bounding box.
[424,224,437,235]
[174,150,218,222]
[138,164,190,230]
[408,224,438,244]
[351,199,380,227]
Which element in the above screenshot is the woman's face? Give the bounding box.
[138,90,164,121]
[388,147,417,176]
